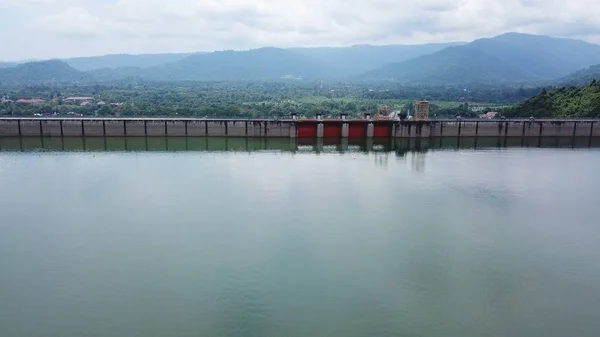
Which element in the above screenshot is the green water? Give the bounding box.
[1,138,600,337]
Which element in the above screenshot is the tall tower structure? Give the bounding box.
[414,101,429,121]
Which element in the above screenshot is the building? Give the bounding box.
[64,97,94,103]
[414,101,430,121]
[16,99,45,104]
[479,111,498,119]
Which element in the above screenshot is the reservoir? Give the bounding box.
[1,137,600,337]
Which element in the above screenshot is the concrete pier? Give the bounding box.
[1,117,600,139]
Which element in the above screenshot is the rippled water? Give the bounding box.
[1,138,600,337]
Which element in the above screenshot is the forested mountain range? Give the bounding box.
[64,53,196,71]
[0,62,18,68]
[288,42,464,74]
[0,60,89,83]
[367,33,600,84]
[0,42,459,75]
[2,33,600,85]
[553,65,600,87]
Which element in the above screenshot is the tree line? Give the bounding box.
[500,80,600,118]
[0,80,548,118]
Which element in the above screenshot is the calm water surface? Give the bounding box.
[1,138,600,337]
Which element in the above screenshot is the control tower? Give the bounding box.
[414,101,429,121]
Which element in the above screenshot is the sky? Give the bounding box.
[1,0,600,61]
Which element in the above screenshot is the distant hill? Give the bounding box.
[2,42,463,82]
[288,42,465,74]
[0,60,88,84]
[554,64,600,86]
[64,53,195,71]
[143,47,338,81]
[58,44,459,74]
[367,33,600,85]
[508,82,600,118]
[86,67,144,81]
[0,62,17,69]
[4,34,600,84]
[3,48,339,83]
[92,43,462,81]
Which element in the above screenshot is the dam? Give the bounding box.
[0,117,599,139]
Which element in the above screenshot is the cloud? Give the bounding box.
[1,0,600,60]
[30,7,107,38]
[0,0,55,5]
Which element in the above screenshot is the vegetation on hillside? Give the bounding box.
[3,79,598,119]
[555,65,600,87]
[65,53,194,71]
[0,60,90,83]
[502,81,600,118]
[367,33,600,84]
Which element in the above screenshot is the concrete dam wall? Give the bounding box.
[1,118,599,139]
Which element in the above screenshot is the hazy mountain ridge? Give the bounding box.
[367,33,600,84]
[554,64,600,86]
[0,60,89,84]
[2,33,600,85]
[0,42,464,81]
[288,42,465,74]
[64,53,196,71]
[0,62,17,69]
[145,47,339,80]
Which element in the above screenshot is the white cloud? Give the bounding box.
[30,7,107,37]
[1,0,600,60]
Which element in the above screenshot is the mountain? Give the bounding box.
[143,47,338,81]
[367,33,600,85]
[0,60,89,84]
[288,42,465,74]
[5,34,600,83]
[554,64,600,86]
[64,53,195,71]
[34,43,461,74]
[0,41,485,82]
[509,81,600,118]
[5,48,332,83]
[92,43,462,81]
[0,62,17,69]
[86,66,144,81]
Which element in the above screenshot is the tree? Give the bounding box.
[97,105,112,116]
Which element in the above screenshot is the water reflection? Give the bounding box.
[2,137,600,337]
[1,136,599,154]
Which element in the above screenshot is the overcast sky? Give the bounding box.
[1,0,599,61]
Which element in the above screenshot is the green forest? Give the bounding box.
[505,80,600,118]
[0,80,539,118]
[1,79,599,119]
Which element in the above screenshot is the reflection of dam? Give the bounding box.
[2,136,599,153]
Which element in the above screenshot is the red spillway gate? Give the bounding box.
[297,120,393,138]
[374,124,392,137]
[323,123,342,137]
[297,123,317,137]
[348,123,366,138]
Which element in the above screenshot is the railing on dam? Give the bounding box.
[1,117,600,139]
